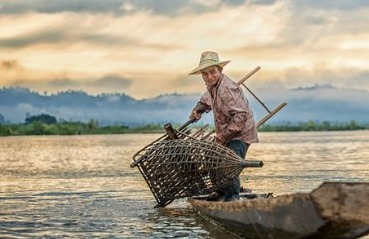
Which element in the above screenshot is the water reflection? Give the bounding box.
[245,131,369,195]
[0,131,368,238]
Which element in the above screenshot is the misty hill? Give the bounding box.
[0,87,200,126]
[0,85,368,126]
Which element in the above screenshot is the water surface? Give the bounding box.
[0,131,368,238]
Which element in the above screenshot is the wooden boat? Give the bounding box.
[188,182,369,239]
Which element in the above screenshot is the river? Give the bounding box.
[0,131,368,238]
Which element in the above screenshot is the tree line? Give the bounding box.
[0,114,367,136]
[258,120,368,132]
[0,114,164,136]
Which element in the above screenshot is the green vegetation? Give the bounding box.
[0,121,164,136]
[0,116,368,137]
[0,113,166,136]
[258,120,368,132]
[25,114,57,125]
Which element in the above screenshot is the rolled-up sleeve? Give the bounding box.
[193,92,212,114]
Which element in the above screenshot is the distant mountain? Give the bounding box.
[0,85,368,126]
[0,87,200,126]
[280,84,369,123]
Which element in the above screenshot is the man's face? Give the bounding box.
[201,66,222,87]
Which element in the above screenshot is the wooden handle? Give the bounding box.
[257,102,287,128]
[178,118,196,131]
[236,66,261,85]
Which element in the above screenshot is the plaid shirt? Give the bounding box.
[193,74,259,144]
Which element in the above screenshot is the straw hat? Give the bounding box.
[189,51,230,75]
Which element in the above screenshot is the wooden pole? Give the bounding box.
[256,102,287,128]
[192,66,287,134]
[236,66,261,85]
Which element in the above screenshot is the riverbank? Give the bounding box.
[0,120,368,136]
[0,122,164,136]
[0,121,369,136]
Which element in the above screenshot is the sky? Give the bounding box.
[0,0,368,99]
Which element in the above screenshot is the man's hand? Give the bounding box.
[189,110,201,122]
[215,134,226,145]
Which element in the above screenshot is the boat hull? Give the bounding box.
[188,182,369,239]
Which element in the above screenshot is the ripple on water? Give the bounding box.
[0,133,368,238]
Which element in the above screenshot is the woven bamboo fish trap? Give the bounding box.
[131,123,263,207]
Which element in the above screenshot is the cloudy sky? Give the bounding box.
[0,0,368,99]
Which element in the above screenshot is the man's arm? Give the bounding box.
[189,92,212,121]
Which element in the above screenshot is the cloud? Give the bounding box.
[0,16,136,49]
[1,60,19,70]
[290,0,369,11]
[279,0,369,48]
[246,67,369,96]
[0,0,368,99]
[0,0,301,18]
[0,60,28,80]
[0,29,66,48]
[92,75,132,89]
[46,79,77,88]
[248,0,278,5]
[0,29,133,49]
[0,0,249,15]
[17,102,37,112]
[0,0,125,14]
[6,75,133,95]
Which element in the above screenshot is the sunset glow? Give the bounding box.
[0,0,368,99]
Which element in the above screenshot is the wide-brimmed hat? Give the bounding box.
[189,51,230,75]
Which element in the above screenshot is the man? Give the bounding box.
[189,51,259,201]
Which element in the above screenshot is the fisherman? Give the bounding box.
[189,51,259,201]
